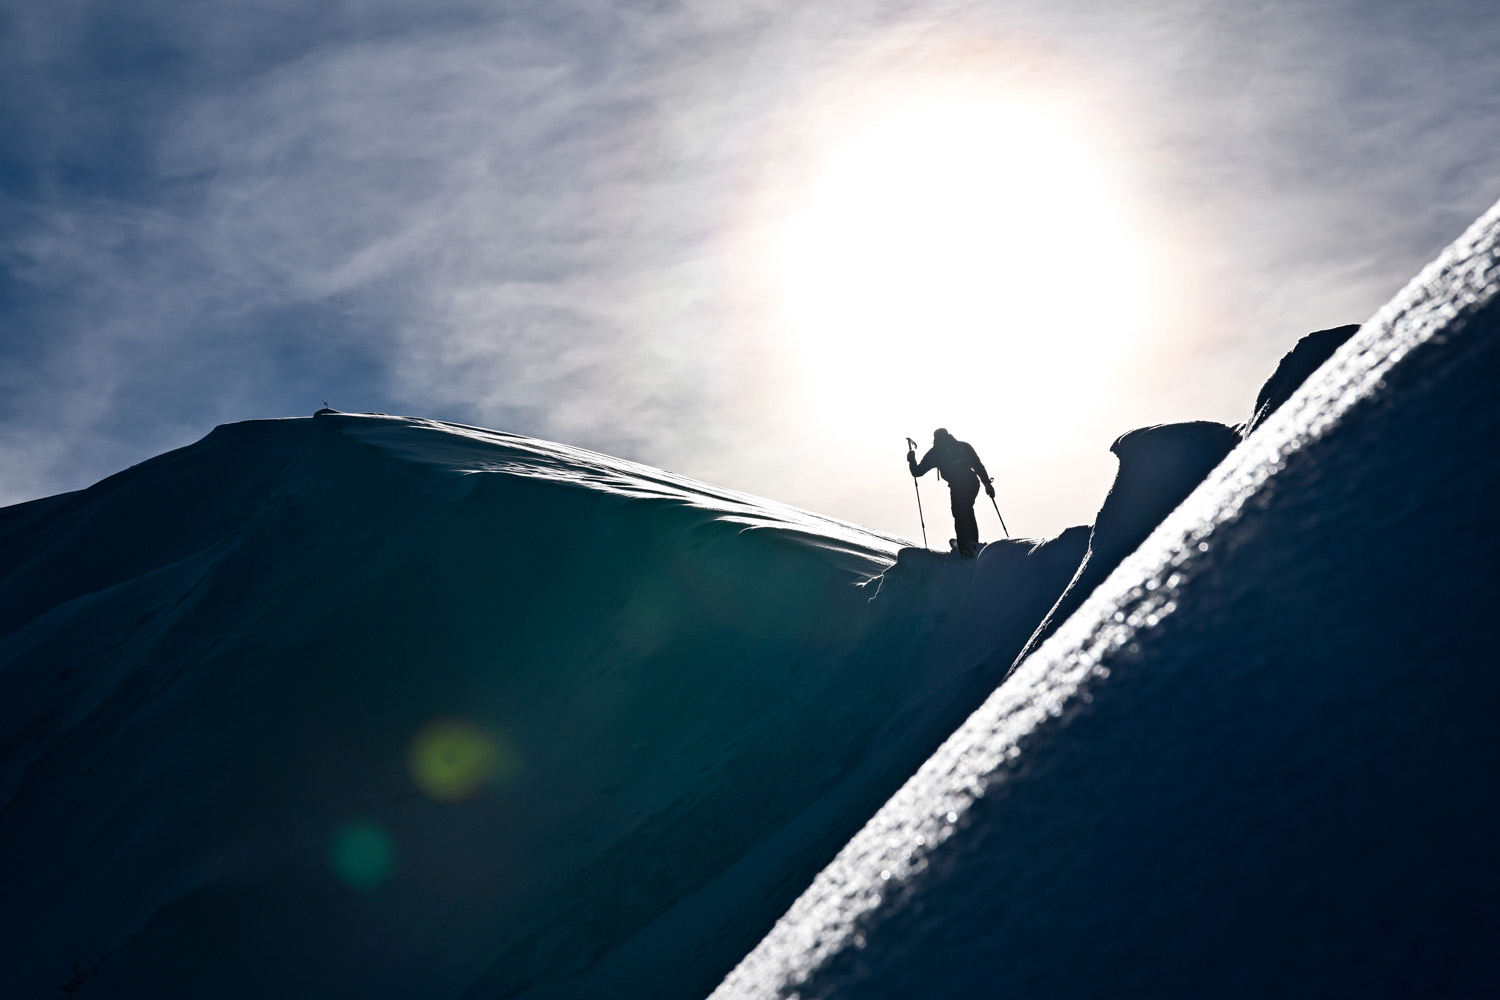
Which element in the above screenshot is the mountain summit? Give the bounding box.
[0,412,1078,998]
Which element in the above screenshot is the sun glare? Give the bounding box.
[755,61,1156,467]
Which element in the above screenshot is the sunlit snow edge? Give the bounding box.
[710,198,1500,998]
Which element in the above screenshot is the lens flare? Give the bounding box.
[330,821,396,890]
[408,719,518,802]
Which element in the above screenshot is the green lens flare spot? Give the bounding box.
[408,719,518,802]
[330,822,396,890]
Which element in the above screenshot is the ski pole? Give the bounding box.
[905,437,928,548]
[990,494,1010,539]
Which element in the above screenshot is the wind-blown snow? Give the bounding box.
[711,202,1500,996]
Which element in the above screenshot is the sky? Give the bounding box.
[3,0,1498,542]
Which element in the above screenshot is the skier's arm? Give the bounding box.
[909,448,936,477]
[970,446,995,497]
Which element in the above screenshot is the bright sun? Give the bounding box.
[755,64,1155,466]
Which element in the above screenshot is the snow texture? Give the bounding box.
[0,410,1081,996]
[712,201,1500,998]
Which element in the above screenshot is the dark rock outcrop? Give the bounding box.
[1242,324,1360,436]
[1011,421,1240,670]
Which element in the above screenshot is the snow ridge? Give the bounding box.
[711,200,1500,997]
[0,408,1075,999]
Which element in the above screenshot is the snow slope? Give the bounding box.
[0,413,1082,997]
[713,205,1500,996]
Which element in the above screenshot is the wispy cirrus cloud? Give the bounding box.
[0,0,857,498]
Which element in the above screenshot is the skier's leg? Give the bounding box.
[951,486,980,557]
[957,502,979,556]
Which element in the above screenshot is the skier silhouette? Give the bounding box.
[908,428,994,558]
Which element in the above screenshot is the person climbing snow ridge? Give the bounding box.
[908,428,994,559]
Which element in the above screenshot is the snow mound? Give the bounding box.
[1243,323,1360,435]
[712,203,1500,997]
[1015,420,1240,667]
[0,413,1079,998]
